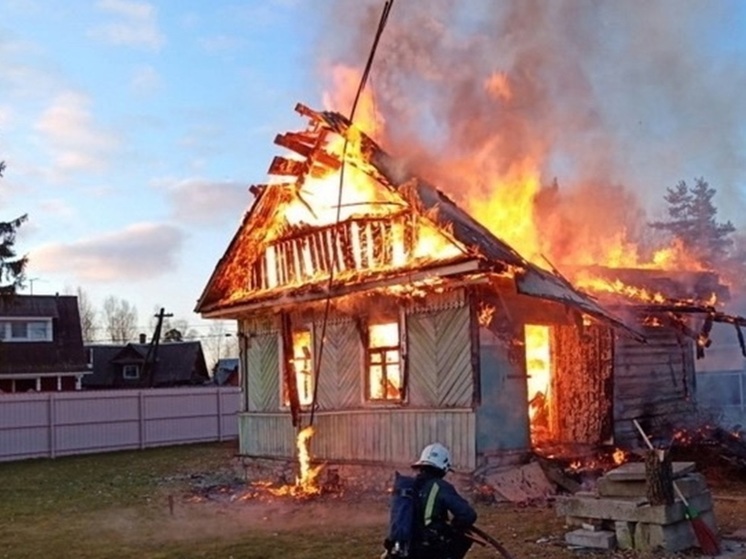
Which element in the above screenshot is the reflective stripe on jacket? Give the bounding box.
[417,476,477,531]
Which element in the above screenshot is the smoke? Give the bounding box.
[316,0,746,264]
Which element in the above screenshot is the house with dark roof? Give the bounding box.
[0,294,89,393]
[83,340,210,389]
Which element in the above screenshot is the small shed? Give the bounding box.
[195,105,736,471]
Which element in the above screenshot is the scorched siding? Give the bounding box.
[238,409,476,470]
[315,320,363,410]
[407,304,474,408]
[246,331,280,412]
[613,326,697,444]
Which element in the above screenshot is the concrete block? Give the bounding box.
[615,521,636,550]
[597,473,708,499]
[635,519,697,551]
[554,491,713,524]
[565,529,617,550]
[604,461,695,482]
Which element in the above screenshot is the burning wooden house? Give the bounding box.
[195,104,742,471]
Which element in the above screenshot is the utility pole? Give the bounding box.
[142,308,173,388]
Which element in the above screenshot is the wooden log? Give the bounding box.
[645,449,675,505]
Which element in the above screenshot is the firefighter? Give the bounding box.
[409,442,477,559]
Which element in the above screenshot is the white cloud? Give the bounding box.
[130,64,162,95]
[157,178,251,226]
[34,91,119,175]
[88,0,165,49]
[31,222,184,282]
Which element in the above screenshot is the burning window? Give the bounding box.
[287,329,314,406]
[366,321,403,401]
[525,324,552,444]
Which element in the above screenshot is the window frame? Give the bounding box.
[122,364,140,380]
[279,324,316,410]
[364,311,407,404]
[0,317,53,342]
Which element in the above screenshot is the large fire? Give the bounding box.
[320,65,718,307]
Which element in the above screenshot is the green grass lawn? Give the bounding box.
[1,442,744,559]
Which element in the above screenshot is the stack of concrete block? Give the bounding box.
[555,461,720,552]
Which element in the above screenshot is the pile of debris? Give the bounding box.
[670,425,746,476]
[555,461,719,552]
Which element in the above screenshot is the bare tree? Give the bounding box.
[102,296,138,343]
[76,286,98,343]
[204,320,238,369]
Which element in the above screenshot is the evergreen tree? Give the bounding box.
[650,177,735,266]
[0,161,28,296]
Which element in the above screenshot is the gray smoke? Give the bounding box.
[317,0,746,228]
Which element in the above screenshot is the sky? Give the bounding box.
[0,0,324,341]
[3,0,746,344]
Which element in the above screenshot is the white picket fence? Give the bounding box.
[0,386,241,462]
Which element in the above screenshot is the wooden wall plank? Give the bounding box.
[613,327,697,445]
[238,409,476,470]
[246,333,280,412]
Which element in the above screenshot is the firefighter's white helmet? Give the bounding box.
[412,442,452,472]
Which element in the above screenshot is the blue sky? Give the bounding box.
[1,0,325,338]
[3,0,746,341]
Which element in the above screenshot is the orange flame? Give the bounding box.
[319,67,716,284]
[525,324,552,444]
[612,448,628,465]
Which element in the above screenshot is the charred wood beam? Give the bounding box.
[280,312,301,427]
[736,323,746,358]
[697,312,715,354]
[268,156,306,177]
[275,133,343,171]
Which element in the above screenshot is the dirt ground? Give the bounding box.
[101,471,746,559]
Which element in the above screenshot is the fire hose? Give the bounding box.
[464,525,518,559]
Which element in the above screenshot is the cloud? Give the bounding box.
[35,91,119,175]
[31,222,184,282]
[130,64,162,95]
[157,178,251,225]
[88,0,165,49]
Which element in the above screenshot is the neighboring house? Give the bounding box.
[194,105,741,471]
[83,340,210,389]
[0,294,89,393]
[212,358,240,386]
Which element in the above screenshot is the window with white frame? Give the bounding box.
[122,364,140,380]
[366,320,404,402]
[0,319,53,342]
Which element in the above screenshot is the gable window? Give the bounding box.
[283,329,314,407]
[122,364,140,380]
[366,321,403,402]
[0,319,52,342]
